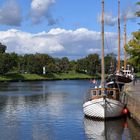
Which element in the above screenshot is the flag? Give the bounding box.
[90,79,97,84]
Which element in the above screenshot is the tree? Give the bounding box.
[75,54,100,75]
[136,2,140,17]
[126,31,140,72]
[76,58,87,73]
[126,2,140,72]
[86,54,100,75]
[9,53,19,71]
[136,2,140,25]
[0,53,16,74]
[22,54,55,74]
[58,57,70,73]
[0,43,7,53]
[69,60,77,72]
[104,53,116,74]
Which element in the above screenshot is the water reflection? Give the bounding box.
[127,118,140,140]
[84,117,133,140]
[0,80,89,140]
[0,80,139,140]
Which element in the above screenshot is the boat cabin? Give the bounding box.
[89,88,120,100]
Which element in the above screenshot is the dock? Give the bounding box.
[124,79,140,125]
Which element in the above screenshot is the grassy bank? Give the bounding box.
[135,72,140,78]
[1,72,139,82]
[0,73,100,82]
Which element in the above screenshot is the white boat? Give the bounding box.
[122,65,134,81]
[83,88,124,119]
[83,0,124,119]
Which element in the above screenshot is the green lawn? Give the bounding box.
[0,73,100,82]
[53,73,93,79]
[3,72,139,82]
[0,73,45,81]
[135,72,140,78]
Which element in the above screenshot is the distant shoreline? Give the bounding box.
[0,72,139,82]
[0,73,100,82]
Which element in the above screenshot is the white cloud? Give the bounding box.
[30,0,56,25]
[98,13,117,26]
[122,5,138,21]
[0,29,64,54]
[0,0,22,26]
[98,3,139,26]
[0,28,118,59]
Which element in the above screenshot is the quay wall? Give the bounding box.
[123,80,140,125]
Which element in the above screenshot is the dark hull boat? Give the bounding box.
[115,73,132,83]
[106,0,133,91]
[106,73,132,91]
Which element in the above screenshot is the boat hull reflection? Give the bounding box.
[84,117,125,140]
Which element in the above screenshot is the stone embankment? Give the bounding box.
[124,79,140,125]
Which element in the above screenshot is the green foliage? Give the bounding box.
[69,60,77,72]
[126,31,140,72]
[76,58,87,74]
[0,53,17,74]
[76,54,100,75]
[0,42,7,53]
[86,54,100,75]
[0,46,118,76]
[104,53,116,74]
[19,53,55,74]
[135,72,140,78]
[58,57,70,73]
[136,2,140,17]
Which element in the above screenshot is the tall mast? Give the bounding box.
[117,0,121,73]
[124,16,127,70]
[101,0,105,88]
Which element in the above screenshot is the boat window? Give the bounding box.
[109,91,113,95]
[112,91,116,98]
[98,90,101,95]
[92,91,96,96]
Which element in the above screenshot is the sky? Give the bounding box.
[0,0,139,60]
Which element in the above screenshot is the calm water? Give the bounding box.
[0,80,139,140]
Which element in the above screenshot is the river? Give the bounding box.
[0,80,139,140]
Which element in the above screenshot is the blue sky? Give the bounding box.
[0,0,139,59]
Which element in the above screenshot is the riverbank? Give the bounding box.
[124,79,140,126]
[0,72,139,82]
[135,72,140,78]
[0,73,100,82]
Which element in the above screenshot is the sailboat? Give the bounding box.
[106,0,133,90]
[83,0,124,119]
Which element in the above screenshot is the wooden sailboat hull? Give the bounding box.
[83,97,124,119]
